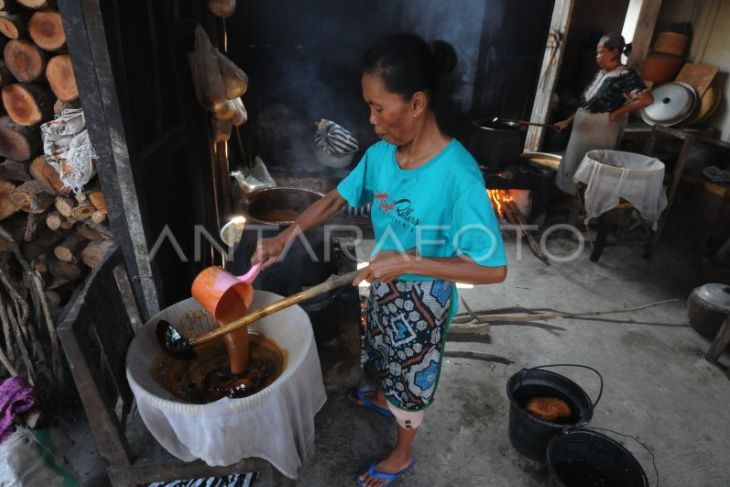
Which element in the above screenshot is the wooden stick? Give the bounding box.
[0,341,18,376]
[504,200,549,265]
[0,223,62,387]
[452,299,680,323]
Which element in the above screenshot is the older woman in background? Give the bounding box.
[553,32,654,194]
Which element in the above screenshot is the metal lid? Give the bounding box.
[640,82,698,126]
[693,283,730,312]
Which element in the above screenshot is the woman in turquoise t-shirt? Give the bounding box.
[253,34,507,487]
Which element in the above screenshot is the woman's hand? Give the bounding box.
[251,236,286,270]
[553,118,572,133]
[352,251,414,285]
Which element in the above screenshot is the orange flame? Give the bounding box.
[487,189,515,219]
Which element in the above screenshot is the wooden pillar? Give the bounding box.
[57,0,161,319]
[524,0,575,153]
[626,0,665,71]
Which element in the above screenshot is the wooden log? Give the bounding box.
[2,83,54,126]
[22,226,67,261]
[75,221,101,240]
[216,49,248,99]
[208,0,236,18]
[58,214,75,229]
[0,115,40,160]
[52,97,78,115]
[16,0,50,9]
[45,54,77,101]
[0,13,26,40]
[90,210,106,224]
[0,179,18,220]
[82,220,112,240]
[0,158,29,181]
[23,210,38,241]
[45,209,61,230]
[8,180,52,213]
[28,10,65,51]
[53,232,83,262]
[3,40,45,82]
[80,239,113,269]
[48,258,80,281]
[0,61,13,87]
[30,155,66,194]
[70,200,93,220]
[87,188,106,213]
[53,194,72,217]
[73,190,85,203]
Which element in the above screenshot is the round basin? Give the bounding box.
[125,291,326,475]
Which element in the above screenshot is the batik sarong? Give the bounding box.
[365,279,454,411]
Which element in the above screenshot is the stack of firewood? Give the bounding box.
[0,0,113,400]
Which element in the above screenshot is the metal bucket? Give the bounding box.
[506,364,603,462]
[546,429,649,487]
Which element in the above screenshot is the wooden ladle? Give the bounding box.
[157,269,360,359]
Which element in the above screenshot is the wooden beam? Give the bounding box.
[57,0,161,319]
[524,0,575,152]
[626,0,665,71]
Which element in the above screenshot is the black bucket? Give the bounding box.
[546,429,649,487]
[506,364,603,462]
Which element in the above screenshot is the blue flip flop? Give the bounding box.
[349,387,394,418]
[356,459,416,486]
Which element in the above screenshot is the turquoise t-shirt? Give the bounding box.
[337,139,507,280]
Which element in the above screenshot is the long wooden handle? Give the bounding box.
[191,269,360,347]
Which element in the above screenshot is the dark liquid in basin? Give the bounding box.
[150,332,286,404]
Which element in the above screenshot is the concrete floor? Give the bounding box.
[298,230,730,487]
[64,224,730,486]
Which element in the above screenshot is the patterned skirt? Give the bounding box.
[365,279,454,411]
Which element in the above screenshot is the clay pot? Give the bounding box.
[641,54,684,85]
[653,32,689,56]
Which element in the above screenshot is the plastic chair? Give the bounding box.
[58,247,294,486]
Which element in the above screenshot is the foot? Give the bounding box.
[348,387,393,418]
[358,452,414,487]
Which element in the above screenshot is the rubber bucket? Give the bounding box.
[546,429,649,487]
[506,364,603,462]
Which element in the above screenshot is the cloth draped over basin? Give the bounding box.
[125,291,326,479]
[574,150,668,228]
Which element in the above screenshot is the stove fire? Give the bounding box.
[487,189,531,221]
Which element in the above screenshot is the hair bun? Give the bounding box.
[431,40,457,75]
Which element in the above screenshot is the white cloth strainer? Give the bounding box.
[126,291,326,479]
[574,150,668,228]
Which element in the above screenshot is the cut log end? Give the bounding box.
[81,239,114,269]
[8,180,53,213]
[30,155,67,194]
[46,54,77,102]
[0,14,27,40]
[4,40,46,83]
[54,233,85,263]
[0,116,40,160]
[2,83,54,126]
[29,11,66,51]
[17,0,50,9]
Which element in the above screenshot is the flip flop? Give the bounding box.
[356,459,416,486]
[348,387,394,418]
